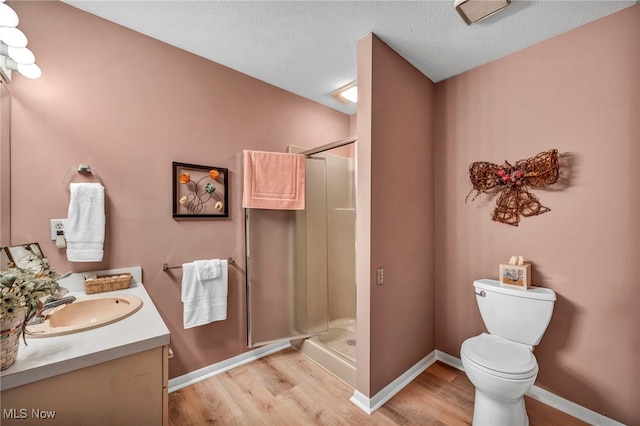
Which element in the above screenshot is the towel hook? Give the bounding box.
[62,164,104,190]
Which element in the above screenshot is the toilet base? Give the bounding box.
[472,389,529,426]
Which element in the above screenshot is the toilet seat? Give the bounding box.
[462,333,538,380]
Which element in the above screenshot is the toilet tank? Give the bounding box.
[474,279,556,346]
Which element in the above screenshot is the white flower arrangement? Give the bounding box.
[0,258,69,323]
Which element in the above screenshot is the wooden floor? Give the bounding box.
[168,348,588,426]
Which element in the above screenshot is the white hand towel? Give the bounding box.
[66,183,105,262]
[182,259,228,329]
[194,259,221,281]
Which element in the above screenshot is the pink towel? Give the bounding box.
[242,150,305,210]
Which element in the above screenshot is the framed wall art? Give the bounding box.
[172,162,229,218]
[3,242,46,272]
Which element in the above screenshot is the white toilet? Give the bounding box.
[461,279,556,426]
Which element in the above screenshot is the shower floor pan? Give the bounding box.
[292,318,356,388]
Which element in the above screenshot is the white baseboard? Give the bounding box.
[350,350,437,414]
[526,385,624,426]
[435,349,463,370]
[435,350,624,426]
[168,341,290,393]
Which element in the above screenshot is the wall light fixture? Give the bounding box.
[0,2,40,81]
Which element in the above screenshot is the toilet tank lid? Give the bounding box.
[474,279,556,301]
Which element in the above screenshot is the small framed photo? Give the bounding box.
[499,263,531,290]
[173,162,229,218]
[4,243,46,272]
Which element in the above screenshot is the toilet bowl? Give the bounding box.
[461,333,538,425]
[462,279,556,426]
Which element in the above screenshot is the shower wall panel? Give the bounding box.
[325,154,356,322]
[245,157,329,347]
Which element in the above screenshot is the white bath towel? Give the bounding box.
[194,259,221,281]
[182,259,228,329]
[66,183,106,262]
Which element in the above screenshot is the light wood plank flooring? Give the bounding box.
[168,348,588,425]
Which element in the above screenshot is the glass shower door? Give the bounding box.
[245,157,329,347]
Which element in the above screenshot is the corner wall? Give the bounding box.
[434,6,640,424]
[0,80,10,247]
[8,1,349,379]
[357,34,436,396]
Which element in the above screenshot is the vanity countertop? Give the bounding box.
[0,267,170,391]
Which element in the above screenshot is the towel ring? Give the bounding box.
[62,164,104,190]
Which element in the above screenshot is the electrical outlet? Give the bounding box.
[376,267,384,285]
[50,219,67,240]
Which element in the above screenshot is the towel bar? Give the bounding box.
[162,257,237,272]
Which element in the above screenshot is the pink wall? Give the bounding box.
[434,6,639,424]
[7,1,349,378]
[357,34,436,396]
[355,35,373,395]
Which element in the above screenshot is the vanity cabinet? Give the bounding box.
[1,345,169,425]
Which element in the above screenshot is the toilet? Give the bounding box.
[461,279,556,426]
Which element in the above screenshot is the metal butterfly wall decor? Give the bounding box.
[465,149,560,226]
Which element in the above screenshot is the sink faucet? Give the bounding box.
[28,295,77,325]
[43,286,70,304]
[42,295,76,311]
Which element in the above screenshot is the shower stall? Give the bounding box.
[245,138,357,387]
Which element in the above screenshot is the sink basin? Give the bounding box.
[26,295,143,338]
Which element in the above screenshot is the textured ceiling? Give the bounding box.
[63,1,636,115]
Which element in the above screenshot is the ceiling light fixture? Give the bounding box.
[454,0,511,25]
[331,81,357,104]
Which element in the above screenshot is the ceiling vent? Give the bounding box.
[454,0,511,25]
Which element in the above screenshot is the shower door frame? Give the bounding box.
[244,136,357,348]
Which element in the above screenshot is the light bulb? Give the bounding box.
[0,27,27,48]
[0,3,18,28]
[5,57,41,79]
[0,42,34,64]
[17,63,41,79]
